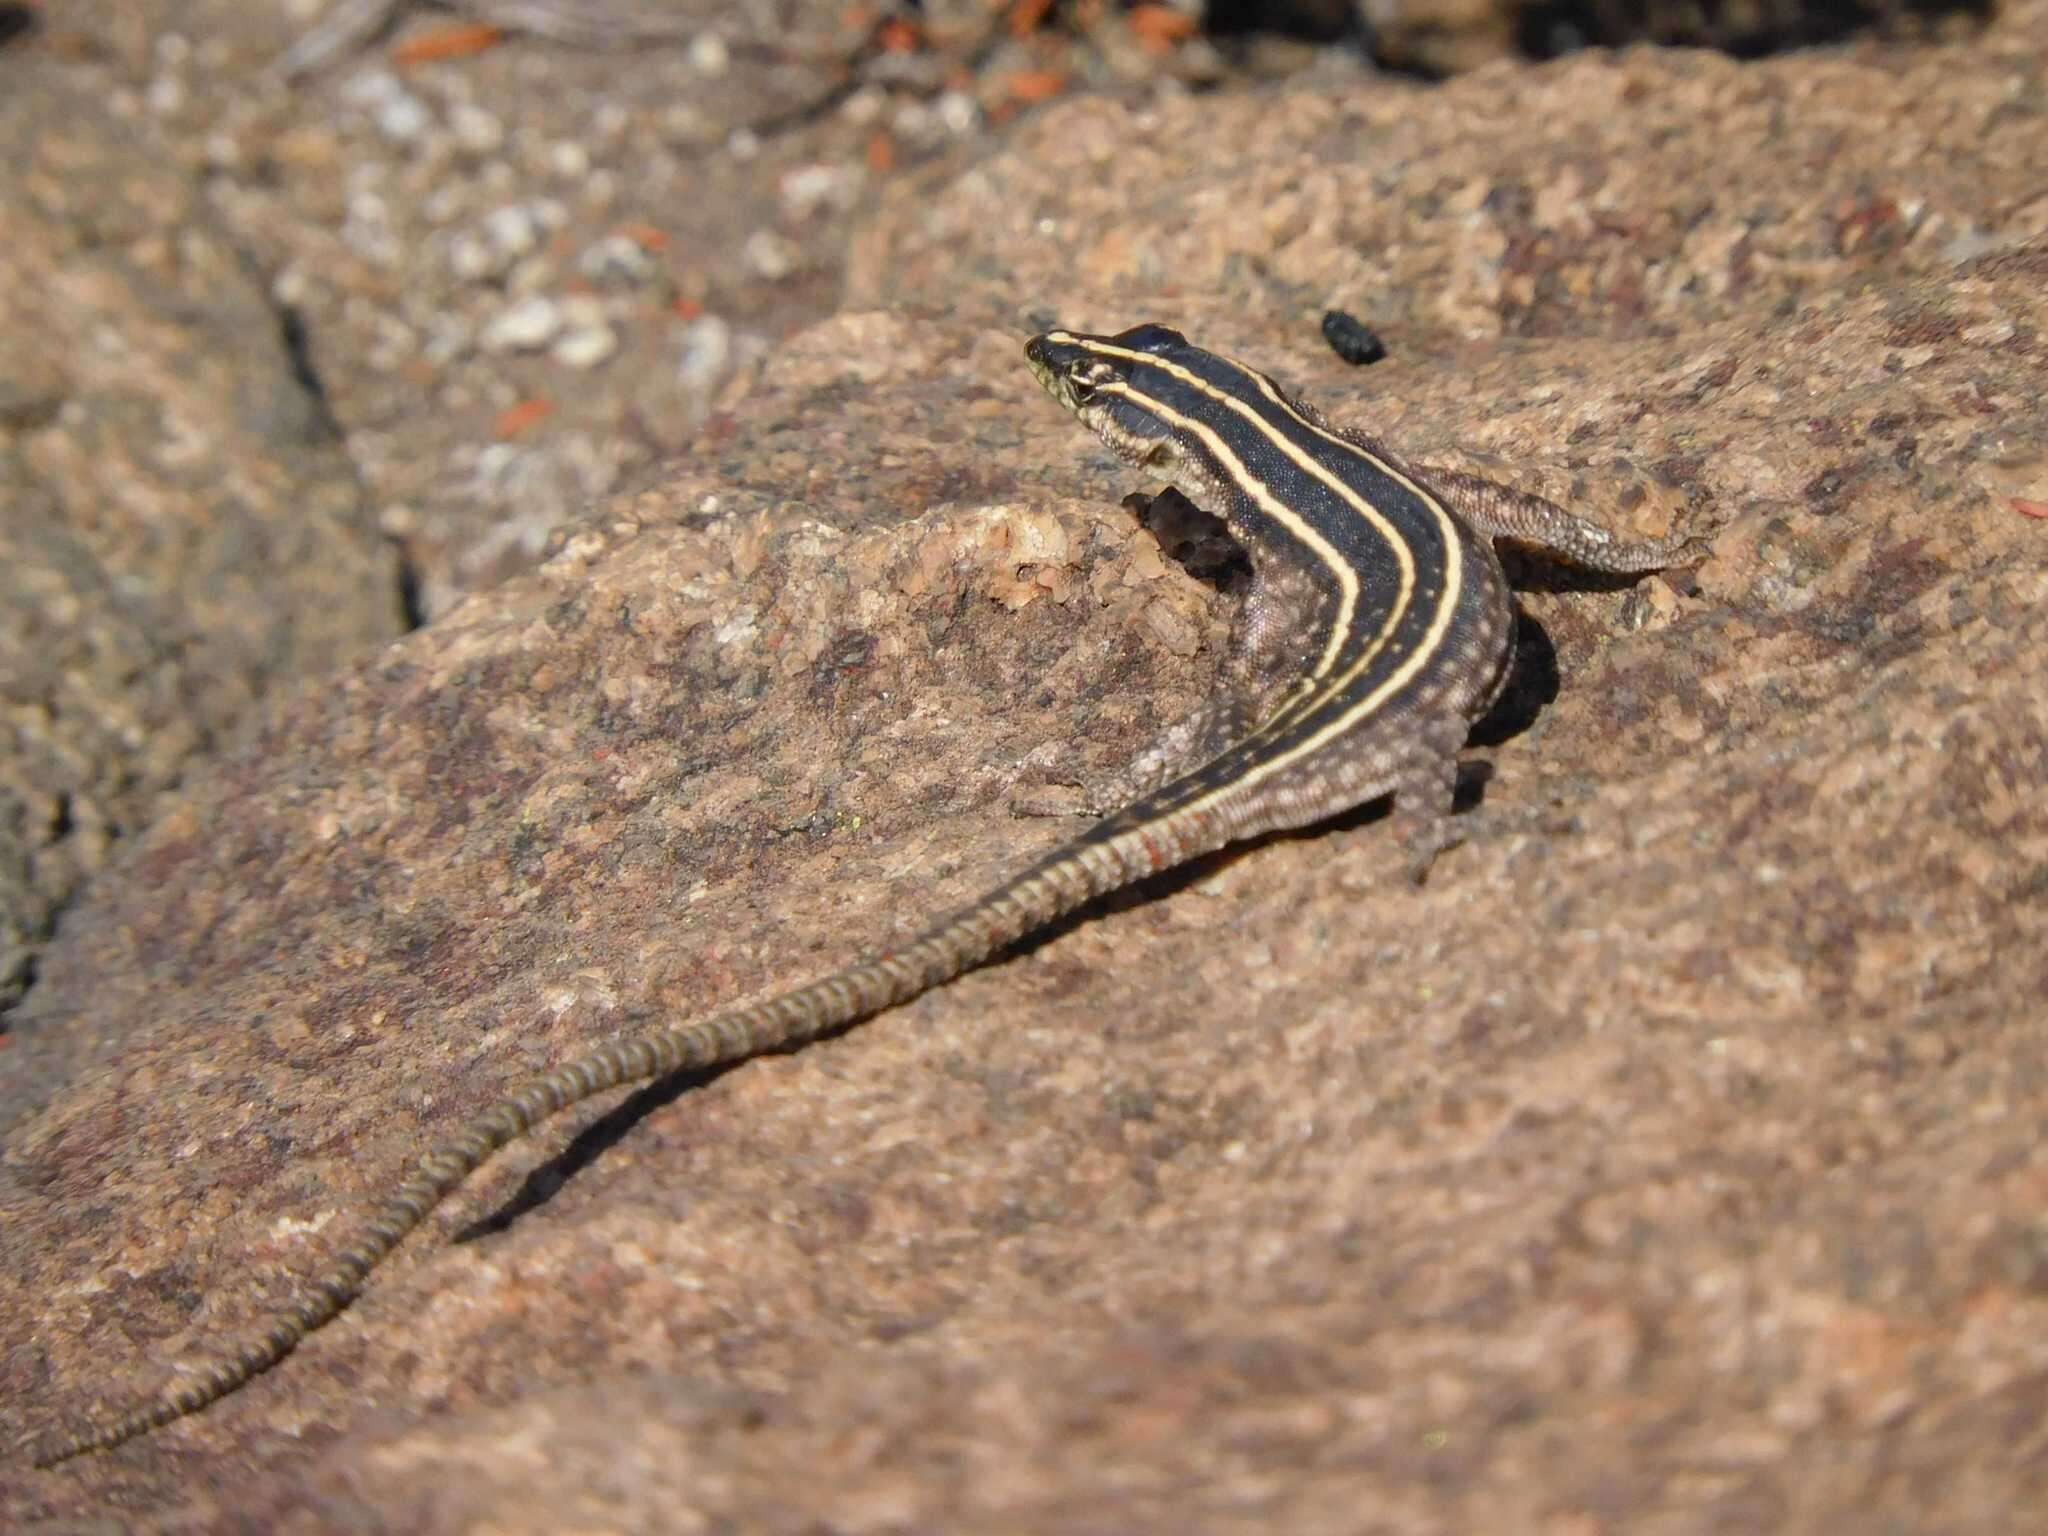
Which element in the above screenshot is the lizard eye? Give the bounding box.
[1066,360,1118,404]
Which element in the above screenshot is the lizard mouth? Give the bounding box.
[1024,349,1070,408]
[1023,335,1087,416]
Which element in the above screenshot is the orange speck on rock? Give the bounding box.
[1002,69,1066,105]
[391,21,503,67]
[1128,3,1198,51]
[1008,0,1056,37]
[495,398,555,438]
[615,222,669,251]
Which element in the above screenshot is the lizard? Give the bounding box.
[32,322,1692,1466]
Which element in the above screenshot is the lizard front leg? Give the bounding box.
[1415,465,1695,573]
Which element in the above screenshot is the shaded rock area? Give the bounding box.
[0,55,405,1025]
[1361,0,1994,73]
[5,3,2048,1535]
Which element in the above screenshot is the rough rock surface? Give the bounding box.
[6,9,2048,1536]
[0,50,404,1022]
[31,0,975,618]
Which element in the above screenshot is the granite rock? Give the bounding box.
[0,52,404,1026]
[6,13,2048,1536]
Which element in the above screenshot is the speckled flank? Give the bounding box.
[33,326,1689,1467]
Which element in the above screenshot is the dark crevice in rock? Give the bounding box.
[394,543,429,633]
[0,5,38,49]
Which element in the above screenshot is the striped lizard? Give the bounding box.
[33,324,1690,1466]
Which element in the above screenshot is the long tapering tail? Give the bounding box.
[34,805,1231,1466]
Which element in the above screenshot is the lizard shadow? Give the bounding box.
[456,606,1564,1244]
[1470,602,1561,749]
[454,1063,725,1242]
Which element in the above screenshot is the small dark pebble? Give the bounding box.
[0,4,41,47]
[1321,309,1388,366]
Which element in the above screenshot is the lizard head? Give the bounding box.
[1025,324,1201,475]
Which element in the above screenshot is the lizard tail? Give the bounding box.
[34,803,1231,1467]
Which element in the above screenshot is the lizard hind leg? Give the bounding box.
[1207,704,1475,885]
[1011,695,1254,821]
[1114,518,1345,810]
[1098,696,1253,813]
[1015,551,1325,821]
[1095,555,1345,817]
[1382,710,1474,884]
